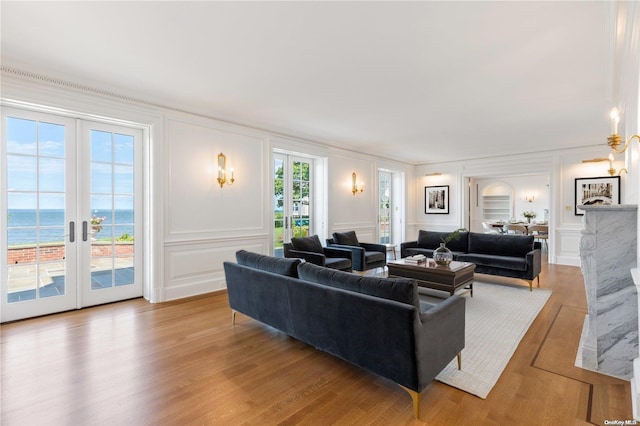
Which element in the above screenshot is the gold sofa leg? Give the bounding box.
[399,352,460,419]
[231,310,237,325]
[526,276,540,292]
[399,385,422,419]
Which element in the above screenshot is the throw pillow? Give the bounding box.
[291,235,324,253]
[333,231,360,246]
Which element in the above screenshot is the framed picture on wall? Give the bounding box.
[574,176,620,215]
[425,185,449,214]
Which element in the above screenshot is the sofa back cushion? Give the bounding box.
[291,235,324,253]
[417,230,469,252]
[297,262,419,309]
[333,231,360,246]
[236,250,301,278]
[467,232,534,257]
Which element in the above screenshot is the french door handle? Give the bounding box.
[69,221,75,243]
[285,216,289,229]
[82,221,88,242]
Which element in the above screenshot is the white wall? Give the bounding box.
[1,70,418,302]
[1,69,632,304]
[416,147,625,266]
[470,174,550,226]
[162,114,272,300]
[160,112,413,300]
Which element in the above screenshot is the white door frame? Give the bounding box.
[1,108,144,322]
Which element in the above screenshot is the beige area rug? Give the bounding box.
[426,282,552,399]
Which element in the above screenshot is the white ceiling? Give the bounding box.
[1,1,611,165]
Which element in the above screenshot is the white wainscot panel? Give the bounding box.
[163,239,268,301]
[405,223,422,241]
[555,229,581,266]
[167,119,265,238]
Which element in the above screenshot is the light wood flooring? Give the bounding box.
[1,258,633,425]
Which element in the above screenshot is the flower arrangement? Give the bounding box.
[522,211,537,223]
[442,228,468,245]
[90,214,106,225]
[90,214,106,231]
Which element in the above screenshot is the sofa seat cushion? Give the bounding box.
[365,251,386,264]
[457,253,528,272]
[236,249,301,277]
[298,262,420,309]
[468,233,534,258]
[325,257,352,271]
[333,231,360,246]
[419,301,435,313]
[417,230,469,253]
[291,235,324,253]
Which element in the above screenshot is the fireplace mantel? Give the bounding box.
[579,204,638,379]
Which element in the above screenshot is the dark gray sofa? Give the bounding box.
[223,250,466,419]
[401,230,542,291]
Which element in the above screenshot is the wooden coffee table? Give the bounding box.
[387,259,475,297]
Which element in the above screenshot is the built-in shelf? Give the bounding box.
[482,195,511,220]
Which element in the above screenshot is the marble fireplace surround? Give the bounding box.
[578,204,638,380]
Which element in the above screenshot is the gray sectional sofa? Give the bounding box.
[401,230,542,291]
[223,250,466,419]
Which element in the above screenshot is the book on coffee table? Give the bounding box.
[403,254,427,264]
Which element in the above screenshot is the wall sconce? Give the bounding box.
[607,152,628,176]
[607,108,640,154]
[581,154,627,176]
[352,172,364,195]
[525,194,535,203]
[217,152,235,188]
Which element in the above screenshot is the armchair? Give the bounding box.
[326,231,386,272]
[283,235,353,272]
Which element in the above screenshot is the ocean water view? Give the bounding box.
[7,209,134,246]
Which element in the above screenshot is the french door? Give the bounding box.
[379,171,392,244]
[273,153,313,256]
[1,107,143,322]
[80,120,142,307]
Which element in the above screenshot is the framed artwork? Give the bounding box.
[425,185,449,214]
[574,176,621,215]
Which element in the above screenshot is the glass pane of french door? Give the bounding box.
[273,154,285,257]
[379,171,392,244]
[81,122,142,307]
[272,154,313,257]
[290,159,310,239]
[2,109,78,322]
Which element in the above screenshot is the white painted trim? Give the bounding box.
[2,71,163,304]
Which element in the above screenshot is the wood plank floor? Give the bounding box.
[1,258,634,425]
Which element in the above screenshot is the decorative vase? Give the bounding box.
[90,225,101,241]
[433,242,453,266]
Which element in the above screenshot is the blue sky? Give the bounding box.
[6,117,134,210]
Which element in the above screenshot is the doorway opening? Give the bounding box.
[377,169,405,255]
